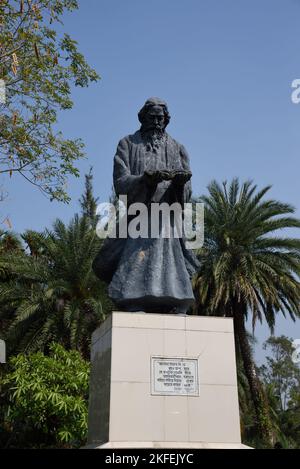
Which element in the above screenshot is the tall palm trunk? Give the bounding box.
[233,307,273,446]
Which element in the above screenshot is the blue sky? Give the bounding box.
[2,0,300,363]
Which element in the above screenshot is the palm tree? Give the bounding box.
[193,179,300,444]
[0,230,24,334]
[0,230,23,254]
[0,215,112,358]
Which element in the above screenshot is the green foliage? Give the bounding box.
[0,215,112,357]
[236,335,258,438]
[258,336,300,448]
[0,229,23,254]
[238,337,300,449]
[0,343,89,448]
[260,336,300,411]
[79,166,99,227]
[194,179,300,444]
[194,179,300,324]
[0,0,100,201]
[0,171,108,448]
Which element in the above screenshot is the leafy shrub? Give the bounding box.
[0,343,89,448]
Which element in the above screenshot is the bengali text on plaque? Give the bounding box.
[151,357,199,396]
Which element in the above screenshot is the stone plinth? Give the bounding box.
[87,312,248,449]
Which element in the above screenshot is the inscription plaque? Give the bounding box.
[151,357,199,396]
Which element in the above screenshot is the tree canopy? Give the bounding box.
[194,179,300,444]
[259,336,300,448]
[0,0,99,202]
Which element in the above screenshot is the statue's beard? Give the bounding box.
[141,126,166,153]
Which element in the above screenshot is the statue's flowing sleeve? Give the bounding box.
[177,144,192,204]
[113,137,149,205]
[178,144,200,275]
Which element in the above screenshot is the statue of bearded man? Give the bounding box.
[93,97,199,314]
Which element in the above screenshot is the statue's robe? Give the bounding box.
[93,130,199,313]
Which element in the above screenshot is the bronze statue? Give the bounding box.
[93,98,199,313]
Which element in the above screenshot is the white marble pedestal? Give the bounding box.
[86,312,249,449]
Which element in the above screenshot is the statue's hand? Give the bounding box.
[144,169,172,185]
[173,170,192,186]
[159,170,174,181]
